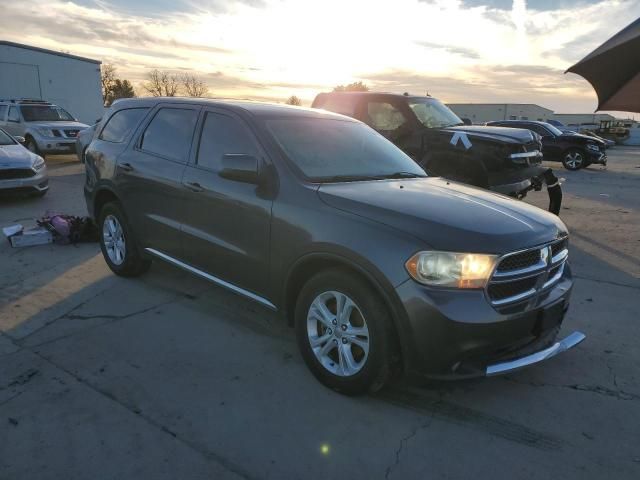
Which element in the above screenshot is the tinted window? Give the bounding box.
[316,96,358,116]
[140,108,198,162]
[100,108,149,143]
[20,105,74,121]
[266,118,425,182]
[196,112,258,171]
[0,105,7,120]
[8,107,20,122]
[366,102,407,131]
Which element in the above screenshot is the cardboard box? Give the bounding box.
[8,227,53,247]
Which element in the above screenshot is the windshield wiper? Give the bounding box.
[316,172,426,183]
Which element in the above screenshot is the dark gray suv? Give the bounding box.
[84,97,584,395]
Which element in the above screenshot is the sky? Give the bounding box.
[2,0,640,113]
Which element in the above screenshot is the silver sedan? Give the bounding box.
[0,128,48,197]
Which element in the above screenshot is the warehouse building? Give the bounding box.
[447,103,555,124]
[551,113,616,126]
[0,41,103,124]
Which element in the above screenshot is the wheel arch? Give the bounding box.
[283,252,410,373]
[93,186,120,219]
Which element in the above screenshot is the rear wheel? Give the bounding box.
[295,269,396,395]
[98,202,151,277]
[562,149,585,170]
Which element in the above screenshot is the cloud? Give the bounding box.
[1,0,638,111]
[415,41,480,59]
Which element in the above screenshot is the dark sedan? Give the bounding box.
[487,120,607,170]
[84,97,584,395]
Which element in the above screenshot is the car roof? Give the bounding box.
[315,91,436,102]
[110,97,357,121]
[490,119,550,126]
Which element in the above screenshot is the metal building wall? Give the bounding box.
[0,42,103,124]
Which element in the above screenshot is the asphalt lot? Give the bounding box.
[1,149,639,479]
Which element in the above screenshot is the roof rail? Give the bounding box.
[0,98,49,104]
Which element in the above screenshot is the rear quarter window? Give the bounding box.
[99,108,149,143]
[314,95,358,117]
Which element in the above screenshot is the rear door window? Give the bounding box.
[140,107,199,163]
[99,108,149,143]
[196,112,259,171]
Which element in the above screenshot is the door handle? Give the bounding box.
[119,162,134,172]
[185,181,204,192]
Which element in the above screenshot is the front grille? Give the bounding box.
[488,276,538,301]
[551,238,567,257]
[64,129,79,138]
[497,249,541,272]
[487,238,569,308]
[0,168,36,180]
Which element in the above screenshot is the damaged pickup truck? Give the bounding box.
[312,92,562,214]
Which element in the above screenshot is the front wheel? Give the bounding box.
[98,202,151,277]
[25,137,40,156]
[295,269,396,395]
[562,149,585,170]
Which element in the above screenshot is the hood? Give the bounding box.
[318,177,567,254]
[27,121,89,130]
[561,132,605,146]
[443,125,536,144]
[0,144,38,168]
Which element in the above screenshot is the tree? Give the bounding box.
[285,95,302,106]
[101,64,136,106]
[333,81,369,92]
[143,69,180,97]
[181,73,209,97]
[108,79,136,104]
[101,64,117,103]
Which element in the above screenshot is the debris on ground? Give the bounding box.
[2,212,98,248]
[2,224,52,247]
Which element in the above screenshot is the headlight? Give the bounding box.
[586,143,600,151]
[32,156,46,171]
[405,251,497,288]
[36,128,54,137]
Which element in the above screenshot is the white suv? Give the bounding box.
[0,99,89,155]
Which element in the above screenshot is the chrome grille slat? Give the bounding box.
[487,238,568,307]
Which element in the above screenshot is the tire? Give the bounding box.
[294,269,396,395]
[562,148,585,170]
[24,136,40,156]
[98,201,151,277]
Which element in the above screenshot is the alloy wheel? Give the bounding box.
[102,214,126,265]
[564,151,583,169]
[306,291,370,376]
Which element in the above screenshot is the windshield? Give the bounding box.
[21,105,75,122]
[408,98,462,128]
[542,123,564,136]
[0,128,16,146]
[266,118,426,182]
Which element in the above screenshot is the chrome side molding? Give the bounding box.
[486,331,586,376]
[144,248,277,310]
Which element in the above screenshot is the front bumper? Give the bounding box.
[587,150,607,165]
[0,167,49,194]
[34,134,76,154]
[395,264,578,379]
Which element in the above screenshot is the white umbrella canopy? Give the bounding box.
[567,18,640,113]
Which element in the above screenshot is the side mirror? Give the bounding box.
[14,136,25,144]
[219,154,259,184]
[461,118,472,126]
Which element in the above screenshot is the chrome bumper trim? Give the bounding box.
[486,331,585,376]
[509,150,542,159]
